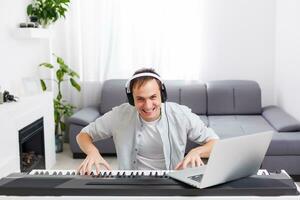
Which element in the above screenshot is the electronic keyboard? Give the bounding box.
[0,169,298,196]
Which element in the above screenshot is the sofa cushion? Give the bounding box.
[262,156,300,175]
[208,115,274,139]
[207,80,262,115]
[199,115,208,126]
[164,80,183,104]
[232,115,275,134]
[68,106,100,126]
[262,105,300,132]
[267,132,300,156]
[100,79,128,114]
[180,82,207,115]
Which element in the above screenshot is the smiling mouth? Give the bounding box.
[142,107,156,114]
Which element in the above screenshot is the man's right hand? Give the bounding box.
[77,148,112,175]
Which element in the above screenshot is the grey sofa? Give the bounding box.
[68,79,300,176]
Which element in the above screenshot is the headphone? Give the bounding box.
[125,71,172,170]
[125,72,168,106]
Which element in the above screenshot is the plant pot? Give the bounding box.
[29,16,38,23]
[55,134,63,153]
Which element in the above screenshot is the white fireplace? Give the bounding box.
[0,92,56,177]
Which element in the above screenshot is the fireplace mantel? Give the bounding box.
[0,92,56,177]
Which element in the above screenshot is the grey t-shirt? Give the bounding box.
[136,116,166,170]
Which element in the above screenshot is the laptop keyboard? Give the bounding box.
[188,174,203,182]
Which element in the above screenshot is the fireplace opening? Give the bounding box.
[19,117,45,172]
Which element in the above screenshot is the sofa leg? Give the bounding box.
[73,153,86,159]
[291,175,300,182]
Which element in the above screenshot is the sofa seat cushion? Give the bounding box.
[267,132,300,156]
[208,115,275,139]
[199,115,208,126]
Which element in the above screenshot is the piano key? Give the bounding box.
[29,169,172,178]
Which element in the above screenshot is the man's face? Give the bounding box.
[132,79,162,122]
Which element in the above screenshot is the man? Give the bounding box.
[77,68,219,175]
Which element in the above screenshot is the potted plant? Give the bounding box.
[27,0,70,28]
[39,54,81,152]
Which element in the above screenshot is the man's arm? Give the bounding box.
[175,138,218,170]
[76,132,112,175]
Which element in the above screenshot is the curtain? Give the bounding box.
[55,0,205,108]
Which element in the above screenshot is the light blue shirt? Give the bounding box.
[81,102,219,170]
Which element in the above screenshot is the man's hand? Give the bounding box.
[76,132,112,175]
[175,148,204,170]
[175,139,218,170]
[77,148,112,175]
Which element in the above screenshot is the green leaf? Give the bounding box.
[69,70,80,78]
[39,62,54,68]
[60,63,69,73]
[60,121,66,132]
[27,4,33,15]
[40,79,47,91]
[70,78,81,91]
[54,109,60,124]
[57,56,64,65]
[56,69,64,82]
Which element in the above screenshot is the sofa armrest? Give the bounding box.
[262,105,300,132]
[68,106,100,126]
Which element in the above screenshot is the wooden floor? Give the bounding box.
[52,143,118,170]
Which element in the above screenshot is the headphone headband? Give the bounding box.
[125,72,164,93]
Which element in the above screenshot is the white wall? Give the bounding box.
[0,0,277,107]
[0,0,49,96]
[199,0,276,106]
[275,0,300,121]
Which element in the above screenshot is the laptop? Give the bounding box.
[168,131,273,188]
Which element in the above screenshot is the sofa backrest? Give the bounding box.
[100,79,128,114]
[206,80,262,115]
[100,79,261,115]
[100,79,207,115]
[164,80,207,115]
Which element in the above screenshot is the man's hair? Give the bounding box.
[130,68,162,93]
